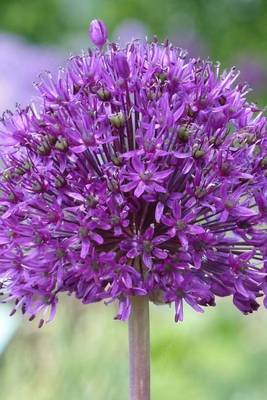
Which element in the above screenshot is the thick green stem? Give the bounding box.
[128,296,150,400]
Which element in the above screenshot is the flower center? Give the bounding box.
[143,240,153,253]
[111,215,120,224]
[91,260,100,270]
[176,289,184,297]
[86,194,98,207]
[193,149,205,159]
[140,171,152,181]
[8,192,16,202]
[225,199,234,210]
[221,161,232,176]
[56,248,66,258]
[79,227,89,238]
[83,133,96,146]
[176,220,186,230]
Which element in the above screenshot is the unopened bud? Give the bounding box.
[114,53,130,79]
[89,19,108,48]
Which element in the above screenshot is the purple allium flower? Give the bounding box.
[0,20,266,326]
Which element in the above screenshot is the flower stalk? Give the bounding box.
[128,295,150,400]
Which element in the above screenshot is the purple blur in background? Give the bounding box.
[0,33,63,114]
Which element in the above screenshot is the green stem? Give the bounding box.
[128,295,150,400]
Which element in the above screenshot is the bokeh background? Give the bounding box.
[0,1,267,399]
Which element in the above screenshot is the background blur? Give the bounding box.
[0,1,267,399]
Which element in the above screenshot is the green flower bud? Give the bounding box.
[97,87,111,101]
[55,137,68,152]
[109,112,125,128]
[178,126,190,143]
[193,149,205,159]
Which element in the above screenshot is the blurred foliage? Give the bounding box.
[1,0,267,62]
[93,0,267,61]
[1,0,267,106]
[1,298,267,400]
[0,0,68,44]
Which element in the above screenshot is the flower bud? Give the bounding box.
[114,53,130,79]
[89,19,108,48]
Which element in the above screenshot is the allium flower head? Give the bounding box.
[0,20,266,326]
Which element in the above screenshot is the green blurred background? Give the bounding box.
[0,1,267,399]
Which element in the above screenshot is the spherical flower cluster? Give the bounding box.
[0,21,266,326]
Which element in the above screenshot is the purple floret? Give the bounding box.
[0,21,266,326]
